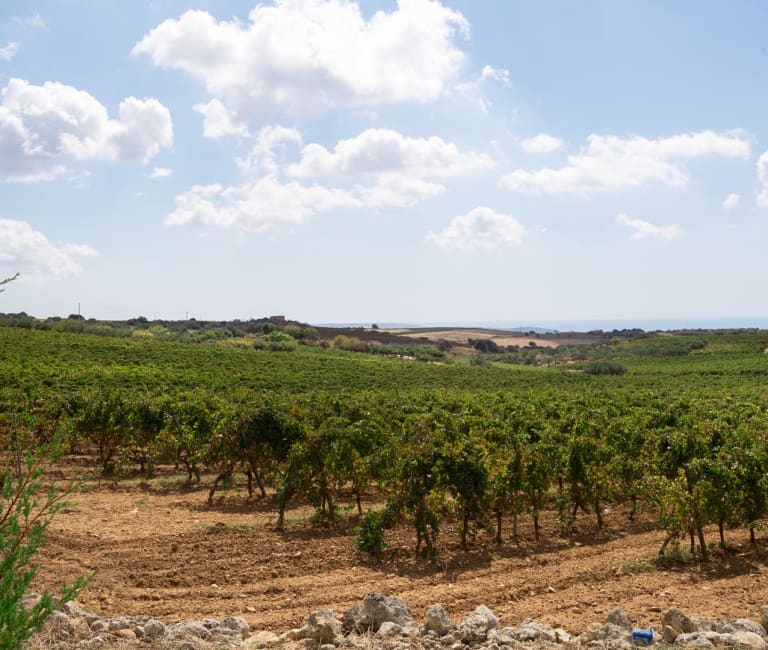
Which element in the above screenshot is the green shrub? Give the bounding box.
[582,361,628,375]
[354,509,389,558]
[253,330,298,351]
[1,444,89,648]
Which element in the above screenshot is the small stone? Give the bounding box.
[649,606,662,613]
[282,626,308,641]
[21,593,43,612]
[733,631,768,650]
[60,600,87,617]
[307,610,342,644]
[663,608,695,636]
[606,607,633,631]
[90,620,109,633]
[143,619,166,640]
[112,629,136,640]
[425,604,454,635]
[473,605,499,630]
[456,613,491,644]
[108,616,134,631]
[246,630,280,648]
[691,617,712,632]
[377,621,402,638]
[556,628,572,643]
[44,611,72,640]
[716,619,767,637]
[514,618,558,643]
[663,625,679,643]
[222,616,251,639]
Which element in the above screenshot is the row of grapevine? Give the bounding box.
[4,386,767,561]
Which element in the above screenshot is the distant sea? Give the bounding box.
[315,318,768,333]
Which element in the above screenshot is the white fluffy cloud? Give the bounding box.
[0,218,98,278]
[168,125,491,231]
[166,178,361,232]
[723,192,740,210]
[0,78,172,178]
[502,130,750,195]
[290,128,493,178]
[427,206,526,250]
[0,42,20,61]
[132,0,469,119]
[756,151,768,207]
[149,167,173,179]
[13,12,47,29]
[6,165,91,184]
[521,133,563,154]
[194,99,249,139]
[454,64,511,112]
[616,213,681,240]
[236,125,303,175]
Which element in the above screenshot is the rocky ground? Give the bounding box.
[28,592,768,649]
[25,466,768,648]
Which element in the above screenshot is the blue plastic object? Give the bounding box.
[632,628,654,645]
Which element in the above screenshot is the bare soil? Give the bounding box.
[390,329,562,349]
[32,464,768,636]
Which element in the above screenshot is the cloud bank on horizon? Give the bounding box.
[1,0,766,322]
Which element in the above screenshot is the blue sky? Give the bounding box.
[1,1,767,326]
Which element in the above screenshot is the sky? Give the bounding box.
[1,1,767,327]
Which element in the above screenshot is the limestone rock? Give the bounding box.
[89,619,109,633]
[21,593,43,613]
[760,606,768,633]
[597,622,632,643]
[425,604,453,635]
[732,631,768,650]
[664,608,696,636]
[344,593,412,632]
[61,600,87,618]
[167,620,213,641]
[691,617,713,632]
[606,607,633,631]
[473,605,499,631]
[716,619,767,637]
[281,625,309,641]
[222,615,251,640]
[44,611,73,640]
[674,632,715,648]
[143,618,166,640]
[307,609,342,644]
[456,613,491,644]
[245,630,281,648]
[513,618,558,643]
[377,621,402,638]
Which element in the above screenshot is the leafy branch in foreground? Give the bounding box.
[0,272,19,294]
[0,441,90,649]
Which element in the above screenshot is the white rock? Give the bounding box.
[143,618,165,640]
[514,618,558,643]
[425,604,453,635]
[307,609,342,644]
[244,630,280,648]
[222,615,251,639]
[377,621,402,638]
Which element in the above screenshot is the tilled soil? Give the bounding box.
[32,467,768,635]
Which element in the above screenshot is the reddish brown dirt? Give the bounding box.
[32,464,768,635]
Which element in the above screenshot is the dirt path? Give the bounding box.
[33,473,768,634]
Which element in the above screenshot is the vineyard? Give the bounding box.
[3,324,768,567]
